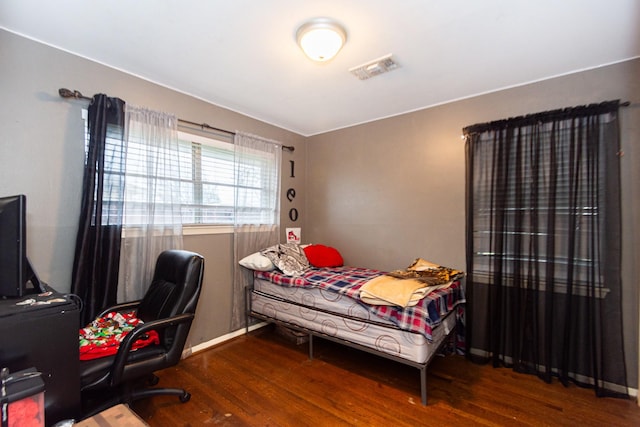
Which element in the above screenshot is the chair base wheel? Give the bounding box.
[180,391,191,403]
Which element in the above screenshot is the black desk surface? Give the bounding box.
[0,286,77,317]
[0,285,81,425]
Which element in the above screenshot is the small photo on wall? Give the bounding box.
[286,228,301,244]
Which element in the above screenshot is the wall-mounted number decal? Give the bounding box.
[288,160,298,222]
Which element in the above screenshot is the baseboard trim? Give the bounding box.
[181,321,268,359]
[468,347,638,398]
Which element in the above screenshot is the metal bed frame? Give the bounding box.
[245,285,457,405]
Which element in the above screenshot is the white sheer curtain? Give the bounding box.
[231,131,281,330]
[117,105,184,302]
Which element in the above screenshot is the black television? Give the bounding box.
[0,194,46,297]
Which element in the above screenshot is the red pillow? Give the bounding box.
[303,244,344,267]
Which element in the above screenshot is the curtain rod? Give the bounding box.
[463,99,631,135]
[58,88,295,152]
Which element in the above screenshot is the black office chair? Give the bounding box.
[79,249,204,417]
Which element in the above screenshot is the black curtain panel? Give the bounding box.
[71,94,126,325]
[464,101,628,398]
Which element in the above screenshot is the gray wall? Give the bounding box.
[306,58,640,387]
[1,28,637,388]
[0,29,306,347]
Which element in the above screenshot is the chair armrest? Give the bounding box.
[96,301,142,318]
[108,313,195,385]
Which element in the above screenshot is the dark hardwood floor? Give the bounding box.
[133,325,640,426]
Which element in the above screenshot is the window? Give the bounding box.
[84,113,279,228]
[464,102,627,394]
[177,131,279,226]
[82,114,126,226]
[467,113,617,297]
[177,132,234,225]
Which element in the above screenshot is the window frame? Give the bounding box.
[177,130,235,231]
[83,109,278,235]
[177,130,280,230]
[468,125,611,298]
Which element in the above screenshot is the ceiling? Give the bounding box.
[1,0,638,136]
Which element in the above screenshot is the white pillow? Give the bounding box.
[238,252,275,271]
[261,243,310,276]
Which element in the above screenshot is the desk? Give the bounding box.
[0,288,80,426]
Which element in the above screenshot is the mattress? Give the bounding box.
[251,277,456,364]
[253,266,465,340]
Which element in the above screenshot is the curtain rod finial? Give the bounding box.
[58,88,75,98]
[59,88,91,101]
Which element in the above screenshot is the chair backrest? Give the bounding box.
[136,250,204,348]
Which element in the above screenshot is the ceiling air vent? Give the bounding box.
[349,54,399,80]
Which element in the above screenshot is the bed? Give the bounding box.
[242,243,465,405]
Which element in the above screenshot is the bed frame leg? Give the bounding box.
[308,334,314,360]
[420,366,427,405]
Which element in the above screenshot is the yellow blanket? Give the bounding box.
[359,275,452,308]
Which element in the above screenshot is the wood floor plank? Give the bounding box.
[133,326,640,426]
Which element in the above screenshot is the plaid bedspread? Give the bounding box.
[254,266,465,341]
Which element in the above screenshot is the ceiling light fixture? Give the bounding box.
[296,18,347,62]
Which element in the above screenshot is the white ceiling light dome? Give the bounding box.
[296,18,347,62]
